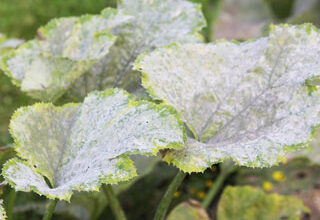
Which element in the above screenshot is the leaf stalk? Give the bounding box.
[42,199,58,220]
[102,184,127,220]
[154,171,187,220]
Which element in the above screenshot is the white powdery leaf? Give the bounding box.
[3,89,185,200]
[67,0,206,100]
[0,9,131,101]
[135,24,320,172]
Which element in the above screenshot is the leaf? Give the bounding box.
[2,88,185,200]
[0,8,131,101]
[0,200,6,220]
[67,0,206,100]
[217,186,309,220]
[135,24,320,172]
[167,200,209,220]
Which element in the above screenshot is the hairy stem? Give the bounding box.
[102,184,127,220]
[7,189,16,220]
[42,199,57,220]
[154,171,187,220]
[202,165,237,209]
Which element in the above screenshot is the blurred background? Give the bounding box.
[1,0,320,219]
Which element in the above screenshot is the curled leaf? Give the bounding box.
[3,89,185,200]
[67,0,206,100]
[0,9,132,101]
[135,24,320,172]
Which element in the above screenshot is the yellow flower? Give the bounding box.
[205,180,213,188]
[263,181,273,192]
[173,191,180,199]
[211,165,217,172]
[197,191,206,200]
[272,171,286,182]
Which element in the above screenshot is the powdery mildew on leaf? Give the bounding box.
[0,200,6,220]
[135,24,320,172]
[0,9,131,102]
[3,89,185,200]
[67,0,206,100]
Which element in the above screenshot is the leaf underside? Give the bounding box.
[135,24,320,172]
[66,0,206,100]
[3,89,185,200]
[0,8,132,101]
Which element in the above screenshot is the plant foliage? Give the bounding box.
[217,186,309,220]
[135,23,320,172]
[2,89,185,200]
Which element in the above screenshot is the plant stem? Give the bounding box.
[202,165,236,209]
[42,199,58,220]
[7,189,16,220]
[102,184,127,220]
[154,171,187,220]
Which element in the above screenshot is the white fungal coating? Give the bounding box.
[135,24,320,172]
[68,0,206,99]
[3,89,185,200]
[0,9,131,101]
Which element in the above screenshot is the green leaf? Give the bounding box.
[0,200,6,220]
[135,24,320,172]
[217,186,309,220]
[167,200,209,220]
[0,8,131,101]
[2,89,185,201]
[67,0,206,100]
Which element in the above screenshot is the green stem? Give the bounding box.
[202,166,236,209]
[42,199,57,220]
[154,171,187,220]
[102,184,127,220]
[7,189,16,220]
[206,0,225,41]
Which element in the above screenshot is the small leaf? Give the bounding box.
[0,9,131,101]
[217,186,309,220]
[135,24,320,172]
[167,200,209,220]
[0,200,6,220]
[67,0,206,100]
[3,89,185,200]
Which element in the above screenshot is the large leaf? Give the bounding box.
[2,89,185,200]
[135,24,320,172]
[217,186,309,220]
[67,0,206,100]
[0,8,131,101]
